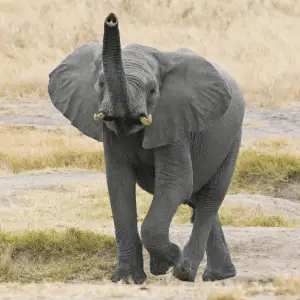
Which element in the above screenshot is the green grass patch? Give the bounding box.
[0,228,116,282]
[231,149,300,196]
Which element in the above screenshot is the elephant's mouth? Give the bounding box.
[93,112,152,136]
[94,112,152,126]
[99,115,141,125]
[105,118,145,136]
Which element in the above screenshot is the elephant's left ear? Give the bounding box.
[142,52,232,149]
[48,43,104,142]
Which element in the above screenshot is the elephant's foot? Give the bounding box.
[202,261,236,282]
[172,259,197,282]
[150,243,181,275]
[111,266,146,284]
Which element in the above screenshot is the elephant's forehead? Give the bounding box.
[121,49,158,84]
[122,56,150,71]
[122,57,153,82]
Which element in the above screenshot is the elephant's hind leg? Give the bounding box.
[173,132,241,282]
[202,214,236,281]
[188,207,236,280]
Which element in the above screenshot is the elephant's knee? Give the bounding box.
[141,222,156,248]
[141,220,167,251]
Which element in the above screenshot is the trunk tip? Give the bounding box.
[105,13,118,27]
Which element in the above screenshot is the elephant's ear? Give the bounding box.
[142,51,232,149]
[48,43,103,142]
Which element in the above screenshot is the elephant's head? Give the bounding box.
[93,13,160,136]
[48,13,231,149]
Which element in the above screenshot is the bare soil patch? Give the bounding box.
[244,108,300,141]
[1,100,300,141]
[0,281,297,300]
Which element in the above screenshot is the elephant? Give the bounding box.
[48,13,245,284]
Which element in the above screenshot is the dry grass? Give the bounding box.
[207,287,246,300]
[96,183,297,227]
[0,124,104,173]
[1,124,300,201]
[1,180,293,232]
[0,180,193,232]
[219,204,295,227]
[0,228,116,282]
[0,181,115,233]
[0,0,300,108]
[244,136,300,155]
[274,275,300,296]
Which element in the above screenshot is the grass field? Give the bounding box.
[1,179,295,233]
[1,124,300,200]
[0,0,300,108]
[0,126,299,295]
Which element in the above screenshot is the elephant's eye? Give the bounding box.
[149,88,156,96]
[99,81,105,90]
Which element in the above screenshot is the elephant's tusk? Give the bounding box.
[93,112,105,121]
[139,114,152,126]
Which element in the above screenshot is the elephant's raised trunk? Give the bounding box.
[94,13,152,126]
[102,13,129,117]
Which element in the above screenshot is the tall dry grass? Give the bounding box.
[0,0,300,107]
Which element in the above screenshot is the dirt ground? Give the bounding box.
[1,100,300,140]
[0,100,300,299]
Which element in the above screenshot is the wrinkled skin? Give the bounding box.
[48,13,245,284]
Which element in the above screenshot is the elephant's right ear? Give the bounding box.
[48,43,104,142]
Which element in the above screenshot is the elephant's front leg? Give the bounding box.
[141,139,193,275]
[105,151,145,284]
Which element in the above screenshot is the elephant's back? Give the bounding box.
[211,61,245,117]
[208,61,245,138]
[202,62,244,153]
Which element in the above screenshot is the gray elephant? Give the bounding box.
[48,13,244,284]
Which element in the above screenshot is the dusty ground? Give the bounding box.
[0,100,300,299]
[1,100,300,140]
[1,169,300,280]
